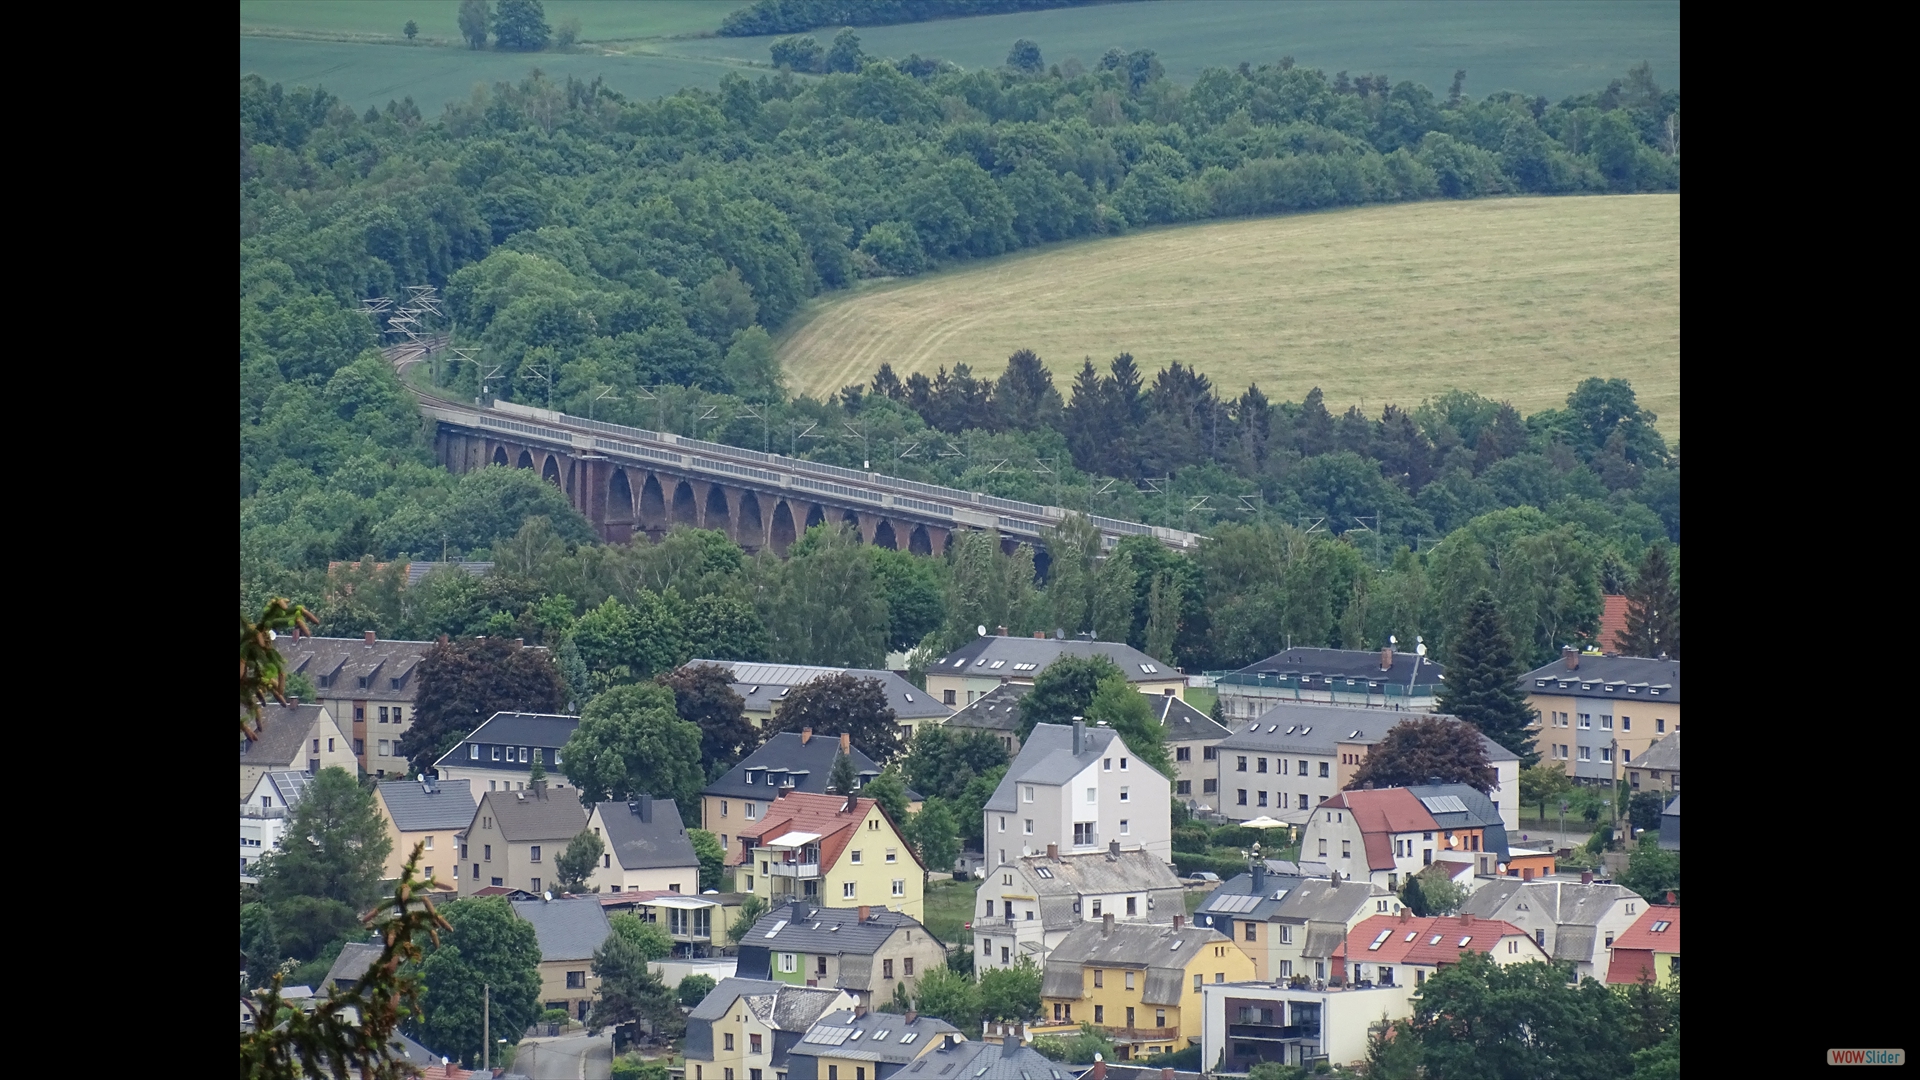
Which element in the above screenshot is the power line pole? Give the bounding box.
[483,983,490,1072]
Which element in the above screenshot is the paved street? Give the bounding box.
[514,1031,613,1080]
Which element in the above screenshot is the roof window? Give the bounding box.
[1301,727,1311,735]
[1284,726,1296,735]
[1140,663,1158,674]
[1349,730,1361,739]
[900,1033,918,1044]
[1429,935,1443,945]
[1369,930,1391,951]
[904,694,914,702]
[1651,920,1671,932]
[990,660,1006,669]
[1458,935,1473,947]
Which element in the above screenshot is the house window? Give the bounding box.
[1120,786,1130,802]
[471,745,480,760]
[745,803,757,820]
[1086,788,1097,804]
[1279,960,1292,977]
[818,956,829,975]
[1093,1005,1104,1023]
[378,707,389,723]
[827,1068,837,1080]
[567,971,586,989]
[1204,779,1218,794]
[531,846,542,862]
[312,739,320,753]
[424,836,434,850]
[1094,969,1104,988]
[1023,786,1037,803]
[1025,820,1034,835]
[1296,760,1308,776]
[944,690,956,705]
[999,817,1006,833]
[1299,795,1310,810]
[1125,972,1135,990]
[1091,900,1102,918]
[904,958,914,976]
[1578,747,1592,761]
[1601,715,1613,730]
[887,848,898,862]
[1176,747,1191,762]
[1620,716,1631,731]
[1656,718,1666,733]
[843,882,857,899]
[1257,792,1268,807]
[1120,820,1129,835]
[484,845,492,860]
[1578,714,1592,728]
[1319,762,1330,778]
[1341,840,1351,859]
[530,877,541,892]
[884,959,895,979]
[1256,757,1268,774]
[851,850,863,864]
[379,740,391,756]
[1177,780,1191,794]
[1244,922,1257,941]
[1237,756,1248,772]
[1104,758,1112,771]
[520,747,530,763]
[1317,839,1327,857]
[1237,790,1248,806]
[1127,896,1137,916]
[1204,746,1217,760]
[751,1035,763,1055]
[394,707,404,723]
[893,879,905,896]
[780,953,797,973]
[1194,974,1203,992]
[492,747,502,761]
[1601,747,1614,763]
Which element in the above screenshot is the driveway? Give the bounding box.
[514,1031,613,1080]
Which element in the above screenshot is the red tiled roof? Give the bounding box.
[1345,914,1428,965]
[1606,949,1658,986]
[1322,789,1439,871]
[743,790,924,874]
[1598,595,1629,654]
[1610,905,1680,954]
[1399,914,1534,967]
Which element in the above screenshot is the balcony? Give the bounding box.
[766,862,821,878]
[1099,1026,1182,1044]
[1230,1024,1318,1041]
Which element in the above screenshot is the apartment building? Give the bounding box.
[1525,649,1680,786]
[984,721,1172,866]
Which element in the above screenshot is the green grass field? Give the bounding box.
[242,1,1676,119]
[777,195,1681,441]
[923,876,980,946]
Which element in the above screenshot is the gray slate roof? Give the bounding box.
[320,942,383,996]
[1192,868,1307,930]
[378,778,476,831]
[1405,783,1510,862]
[704,732,884,800]
[700,660,953,721]
[932,637,1173,683]
[596,798,698,871]
[241,704,334,766]
[434,712,581,772]
[1638,731,1681,771]
[1231,647,1444,689]
[690,977,790,1023]
[899,1038,1070,1080]
[986,723,1119,812]
[1041,922,1228,1006]
[1269,877,1381,926]
[483,785,588,842]
[250,771,314,808]
[278,635,435,702]
[1217,704,1520,763]
[1457,880,1641,964]
[1522,655,1681,704]
[793,1010,961,1064]
[1009,849,1186,931]
[946,684,1031,734]
[509,897,613,962]
[1152,695,1230,741]
[745,902,929,956]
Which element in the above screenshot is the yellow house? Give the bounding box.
[737,791,926,923]
[1625,731,1680,795]
[1606,905,1681,989]
[686,977,855,1080]
[373,777,474,890]
[925,636,1186,711]
[508,896,612,1023]
[1038,915,1254,1060]
[1525,651,1680,785]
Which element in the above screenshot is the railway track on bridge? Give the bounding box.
[383,339,1204,553]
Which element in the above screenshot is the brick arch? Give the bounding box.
[737,491,765,550]
[873,519,898,551]
[541,454,562,487]
[639,473,667,531]
[671,481,698,526]
[565,460,576,496]
[608,469,634,522]
[770,501,798,555]
[841,509,862,540]
[704,484,732,537]
[909,524,933,557]
[492,445,510,467]
[804,504,826,533]
[516,449,535,470]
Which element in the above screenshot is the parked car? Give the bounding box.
[1186,871,1220,883]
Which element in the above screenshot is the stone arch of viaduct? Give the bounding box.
[440,426,953,557]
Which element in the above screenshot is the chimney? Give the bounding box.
[1251,863,1267,896]
[1329,871,1340,886]
[1108,839,1120,861]
[635,794,653,822]
[1172,914,1184,930]
[1047,843,1058,861]
[1072,720,1086,755]
[1399,906,1410,923]
[1163,1070,1175,1080]
[1091,1055,1106,1080]
[1034,631,1046,639]
[997,625,1008,636]
[802,728,813,745]
[844,791,859,814]
[1459,913,1471,926]
[1000,675,1010,685]
[1002,1033,1020,1057]
[364,630,376,645]
[531,777,546,795]
[1562,646,1580,671]
[859,905,871,924]
[943,1035,957,1051]
[515,637,524,647]
[1379,644,1392,672]
[1665,891,1676,904]
[840,732,851,755]
[905,1010,917,1025]
[1580,869,1594,885]
[854,1004,867,1019]
[1102,913,1114,936]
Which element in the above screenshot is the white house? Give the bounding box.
[983,721,1172,866]
[241,771,313,872]
[974,843,1185,973]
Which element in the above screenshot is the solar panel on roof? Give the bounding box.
[1420,795,1468,814]
[805,1027,854,1046]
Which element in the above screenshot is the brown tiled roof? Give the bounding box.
[1322,789,1439,871]
[743,790,923,873]
[277,634,435,703]
[1598,595,1629,654]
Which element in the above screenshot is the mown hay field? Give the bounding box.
[777,195,1681,440]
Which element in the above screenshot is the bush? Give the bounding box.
[1210,824,1259,848]
[612,1056,670,1080]
[1172,825,1211,853]
[1172,850,1249,878]
[677,972,717,1008]
[1140,1044,1201,1070]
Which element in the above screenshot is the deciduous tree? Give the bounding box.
[769,672,903,763]
[400,637,568,775]
[910,797,959,873]
[457,0,489,48]
[492,0,550,51]
[562,683,705,813]
[690,829,726,891]
[1083,675,1171,777]
[978,957,1042,1022]
[1347,717,1494,794]
[1020,654,1126,736]
[663,663,758,771]
[678,972,718,1008]
[1006,39,1044,75]
[413,898,543,1064]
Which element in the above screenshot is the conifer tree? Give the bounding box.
[1435,589,1538,765]
[828,752,860,796]
[1620,543,1679,659]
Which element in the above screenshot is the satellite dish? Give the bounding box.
[1416,643,1428,657]
[544,891,553,901]
[1497,863,1508,874]
[977,625,987,637]
[1389,635,1397,645]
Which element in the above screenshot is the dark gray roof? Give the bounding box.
[700,660,953,721]
[899,1038,1069,1080]
[792,1010,961,1064]
[509,897,613,962]
[1192,869,1307,929]
[689,977,791,1023]
[1042,922,1228,1005]
[932,637,1173,683]
[594,798,698,872]
[1151,695,1231,741]
[946,684,1031,733]
[484,785,588,842]
[377,778,476,832]
[1268,877,1381,926]
[986,723,1122,812]
[320,942,383,996]
[1458,881,1640,934]
[744,902,930,957]
[1638,731,1681,771]
[241,704,335,765]
[434,712,581,771]
[1217,705,1519,763]
[1522,655,1680,704]
[1405,783,1510,862]
[404,561,493,586]
[704,732,884,800]
[278,635,435,702]
[1231,647,1444,688]
[1006,850,1185,931]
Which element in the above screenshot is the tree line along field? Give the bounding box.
[240,0,1676,116]
[778,194,1682,442]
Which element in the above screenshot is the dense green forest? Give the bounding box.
[240,47,1678,673]
[720,0,1132,37]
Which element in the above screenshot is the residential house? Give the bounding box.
[277,632,435,777]
[1456,876,1646,983]
[1152,695,1230,809]
[1214,705,1520,832]
[1524,650,1680,785]
[1214,646,1443,721]
[241,771,313,872]
[586,795,700,895]
[1039,915,1254,1059]
[943,683,1030,757]
[1299,789,1451,892]
[984,721,1173,867]
[738,790,926,921]
[1192,870,1392,985]
[1341,910,1547,990]
[975,842,1186,973]
[685,977,855,1080]
[788,1009,961,1080]
[694,660,952,742]
[897,1035,1068,1080]
[737,903,946,1008]
[240,704,356,799]
[704,732,885,865]
[1626,731,1681,794]
[926,634,1185,710]
[1659,796,1680,851]
[318,941,383,998]
[374,776,474,890]
[432,712,581,801]
[1401,782,1550,882]
[510,896,613,1022]
[602,891,753,957]
[1605,904,1680,987]
[1200,977,1414,1072]
[459,782,588,897]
